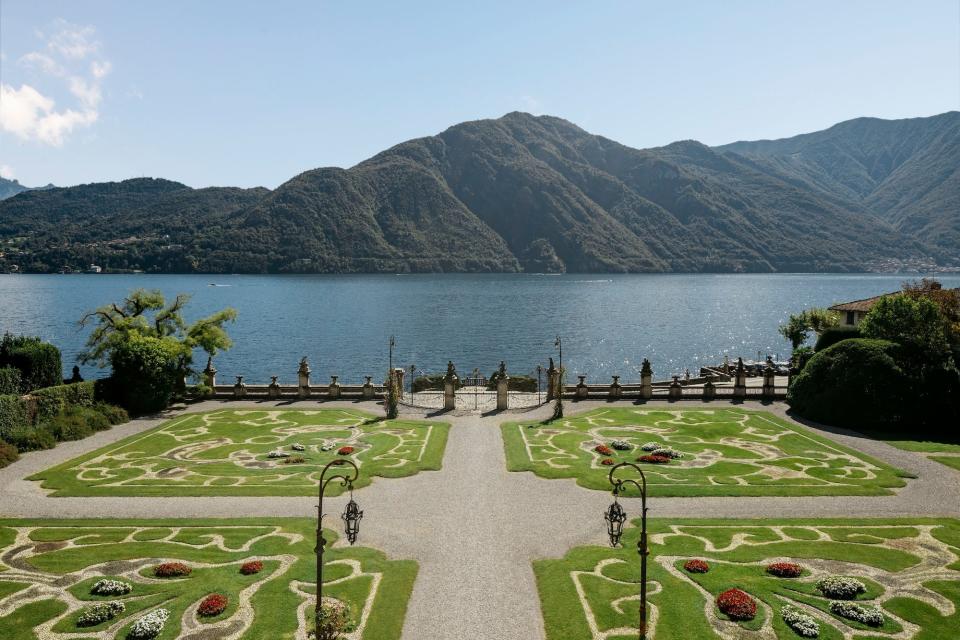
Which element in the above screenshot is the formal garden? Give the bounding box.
[31,409,448,497]
[502,408,908,496]
[536,518,960,640]
[0,518,415,640]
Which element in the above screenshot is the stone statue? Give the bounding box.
[445,360,457,381]
[298,357,311,376]
[736,357,745,372]
[498,361,507,377]
[640,358,652,375]
[69,365,83,383]
[547,357,556,374]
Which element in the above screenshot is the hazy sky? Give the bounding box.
[1,0,958,189]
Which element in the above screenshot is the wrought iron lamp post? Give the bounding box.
[315,459,363,617]
[555,336,563,373]
[604,462,650,640]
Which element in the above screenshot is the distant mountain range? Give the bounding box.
[0,177,55,201]
[1,111,957,274]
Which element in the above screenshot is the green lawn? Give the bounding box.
[0,518,415,640]
[536,518,960,640]
[857,430,960,473]
[503,408,908,496]
[31,409,449,497]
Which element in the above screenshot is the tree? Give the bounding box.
[806,307,840,334]
[859,295,949,362]
[779,314,810,350]
[901,278,960,348]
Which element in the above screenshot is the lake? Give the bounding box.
[2,273,957,384]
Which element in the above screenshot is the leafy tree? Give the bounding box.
[779,314,810,350]
[901,278,960,347]
[806,307,840,334]
[859,295,949,362]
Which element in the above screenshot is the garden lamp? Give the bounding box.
[342,489,363,545]
[605,498,627,547]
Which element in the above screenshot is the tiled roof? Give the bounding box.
[828,292,898,313]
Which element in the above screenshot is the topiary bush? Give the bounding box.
[0,367,21,395]
[109,335,182,415]
[815,326,862,352]
[787,339,907,428]
[32,381,96,422]
[0,394,28,440]
[0,334,62,393]
[0,439,19,468]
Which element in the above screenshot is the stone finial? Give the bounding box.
[233,375,246,398]
[204,357,217,375]
[268,375,281,399]
[498,361,507,378]
[640,358,652,376]
[445,360,458,382]
[298,357,311,376]
[547,357,556,374]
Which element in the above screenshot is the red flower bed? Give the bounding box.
[684,559,710,573]
[198,593,228,617]
[153,562,191,578]
[600,458,615,466]
[337,446,355,455]
[594,444,614,456]
[766,562,803,578]
[637,454,670,464]
[716,588,757,621]
[240,560,263,575]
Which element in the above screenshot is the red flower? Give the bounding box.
[716,588,757,621]
[240,560,263,575]
[684,559,709,573]
[766,562,803,578]
[600,458,615,466]
[198,593,228,617]
[637,454,670,464]
[337,446,355,455]
[594,445,614,456]
[153,562,191,578]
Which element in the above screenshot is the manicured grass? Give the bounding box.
[503,408,908,497]
[0,518,416,640]
[30,409,449,496]
[856,429,960,473]
[535,518,960,640]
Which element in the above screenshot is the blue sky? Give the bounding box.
[1,0,958,189]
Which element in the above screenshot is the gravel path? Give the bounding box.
[0,398,958,640]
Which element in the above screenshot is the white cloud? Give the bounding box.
[0,165,15,180]
[1,20,110,146]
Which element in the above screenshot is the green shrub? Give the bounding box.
[0,439,18,468]
[487,372,538,392]
[32,381,96,423]
[43,410,95,441]
[815,326,862,352]
[0,367,21,395]
[0,394,28,439]
[93,402,129,425]
[412,374,463,392]
[0,334,62,393]
[787,339,907,428]
[6,426,57,451]
[109,334,182,415]
[791,346,815,373]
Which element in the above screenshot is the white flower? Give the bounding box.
[830,601,884,626]
[610,440,632,451]
[816,575,866,599]
[782,605,820,637]
[128,608,170,639]
[267,449,290,459]
[651,447,683,459]
[292,443,306,451]
[90,579,132,595]
[640,442,662,451]
[77,600,125,626]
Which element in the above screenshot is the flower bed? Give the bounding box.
[684,559,709,573]
[128,608,170,639]
[91,578,132,595]
[292,443,306,451]
[816,575,866,600]
[594,444,614,456]
[640,442,662,452]
[637,454,671,464]
[198,593,228,617]
[77,601,125,627]
[766,562,803,578]
[781,604,820,637]
[283,455,306,464]
[337,446,355,456]
[716,588,757,621]
[153,562,192,578]
[651,447,683,459]
[320,442,335,452]
[600,458,615,466]
[829,601,884,626]
[267,449,290,459]
[610,440,632,451]
[240,560,263,575]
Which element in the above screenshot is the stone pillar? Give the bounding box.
[496,361,509,411]
[203,357,217,389]
[393,368,405,400]
[233,375,246,399]
[576,375,588,399]
[545,358,557,400]
[703,378,716,400]
[640,358,653,400]
[443,361,458,411]
[362,376,375,399]
[328,375,341,399]
[610,375,622,400]
[734,357,747,398]
[762,364,776,399]
[297,357,311,399]
[669,375,682,399]
[268,375,281,399]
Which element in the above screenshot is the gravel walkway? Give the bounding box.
[0,399,957,639]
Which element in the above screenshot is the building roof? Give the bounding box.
[828,292,898,313]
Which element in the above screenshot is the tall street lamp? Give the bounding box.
[604,462,650,640]
[555,335,563,373]
[316,459,363,618]
[389,335,396,373]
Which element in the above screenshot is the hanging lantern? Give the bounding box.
[604,499,626,547]
[341,491,363,545]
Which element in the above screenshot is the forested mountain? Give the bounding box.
[1,112,956,274]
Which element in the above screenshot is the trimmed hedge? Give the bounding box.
[0,439,18,468]
[32,381,96,423]
[487,372,538,392]
[0,394,29,440]
[0,335,62,393]
[0,367,21,395]
[815,326,862,352]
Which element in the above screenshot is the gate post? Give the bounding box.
[233,375,246,399]
[362,376,375,399]
[496,361,509,410]
[443,361,458,410]
[393,368,405,400]
[576,375,588,399]
[762,362,776,399]
[610,375,622,400]
[546,358,558,401]
[703,378,716,400]
[640,358,653,400]
[669,375,682,399]
[734,357,747,398]
[203,357,217,390]
[297,357,311,398]
[268,376,281,399]
[328,375,341,399]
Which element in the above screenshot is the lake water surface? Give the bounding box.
[2,273,957,384]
